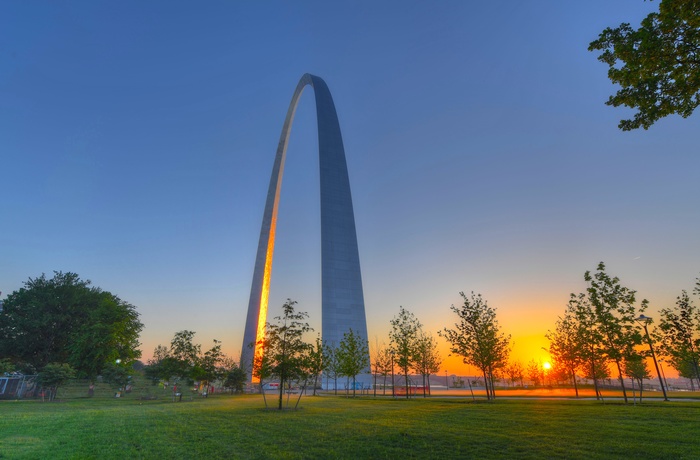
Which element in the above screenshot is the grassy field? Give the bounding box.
[2,388,699,460]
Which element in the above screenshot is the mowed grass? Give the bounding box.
[1,393,699,459]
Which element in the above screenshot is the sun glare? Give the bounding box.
[543,361,552,370]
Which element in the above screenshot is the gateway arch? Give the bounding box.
[240,74,369,380]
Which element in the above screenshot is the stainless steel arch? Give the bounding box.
[240,74,369,381]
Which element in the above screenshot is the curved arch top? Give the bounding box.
[240,74,369,381]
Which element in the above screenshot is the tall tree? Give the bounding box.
[389,306,421,399]
[337,328,370,397]
[589,0,700,130]
[0,272,143,380]
[440,292,510,400]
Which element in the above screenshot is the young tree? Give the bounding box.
[0,272,143,381]
[571,263,646,403]
[37,363,76,401]
[371,342,392,396]
[504,361,524,388]
[323,344,341,395]
[197,339,225,392]
[223,365,247,394]
[261,299,312,410]
[389,306,421,399]
[167,330,201,384]
[526,360,543,387]
[440,292,510,400]
[589,0,700,130]
[547,310,585,397]
[413,331,442,396]
[624,353,651,402]
[101,360,131,395]
[656,290,700,384]
[307,335,325,396]
[337,328,370,397]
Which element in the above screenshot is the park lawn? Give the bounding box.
[1,395,699,459]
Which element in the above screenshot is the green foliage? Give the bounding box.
[389,306,421,397]
[589,0,700,130]
[0,272,143,379]
[223,365,247,394]
[36,363,76,401]
[322,344,341,394]
[569,263,646,403]
[101,361,131,391]
[0,358,15,374]
[413,331,442,396]
[547,310,586,394]
[371,342,393,395]
[624,353,651,386]
[145,332,227,388]
[656,289,700,382]
[307,335,325,395]
[258,299,313,409]
[336,329,370,396]
[440,292,510,400]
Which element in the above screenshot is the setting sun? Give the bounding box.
[543,362,552,370]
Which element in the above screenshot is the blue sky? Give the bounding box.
[2,1,698,371]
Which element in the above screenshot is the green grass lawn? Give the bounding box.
[1,392,699,459]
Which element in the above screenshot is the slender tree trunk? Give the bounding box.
[482,369,490,400]
[571,369,579,398]
[590,360,600,401]
[260,379,268,408]
[405,370,409,399]
[613,358,628,403]
[294,379,307,409]
[278,377,285,410]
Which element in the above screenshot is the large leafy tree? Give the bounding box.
[336,328,370,397]
[589,0,700,130]
[0,272,143,379]
[440,292,510,400]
